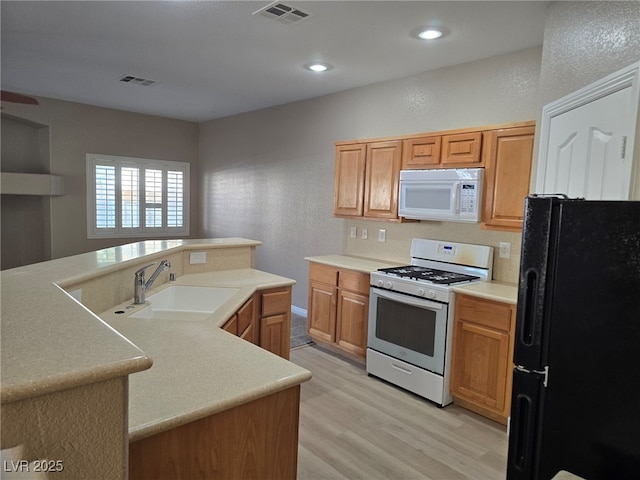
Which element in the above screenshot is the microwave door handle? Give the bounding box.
[453,182,461,214]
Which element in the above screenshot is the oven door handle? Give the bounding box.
[371,288,444,310]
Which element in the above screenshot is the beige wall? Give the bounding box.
[199,46,543,309]
[0,98,200,261]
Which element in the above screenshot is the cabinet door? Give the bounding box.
[222,314,238,335]
[308,280,337,343]
[441,132,482,166]
[402,136,442,169]
[333,144,366,217]
[363,140,401,219]
[451,320,510,412]
[237,296,258,345]
[483,126,535,231]
[261,314,289,360]
[335,289,369,358]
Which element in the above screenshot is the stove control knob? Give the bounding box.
[376,279,385,288]
[426,290,437,299]
[417,288,426,297]
[384,281,393,289]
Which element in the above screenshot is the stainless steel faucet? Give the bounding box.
[134,260,171,304]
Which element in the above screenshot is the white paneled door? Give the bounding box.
[536,62,640,200]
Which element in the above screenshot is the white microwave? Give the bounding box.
[398,168,483,222]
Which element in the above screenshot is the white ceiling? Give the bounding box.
[1,1,548,123]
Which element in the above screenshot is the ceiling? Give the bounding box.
[1,1,548,123]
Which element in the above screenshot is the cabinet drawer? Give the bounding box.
[309,262,338,285]
[262,288,291,316]
[456,294,513,332]
[338,270,370,295]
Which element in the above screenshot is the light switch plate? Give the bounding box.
[190,252,207,264]
[378,229,386,242]
[361,228,368,240]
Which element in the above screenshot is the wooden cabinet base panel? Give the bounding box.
[453,395,508,426]
[129,386,301,480]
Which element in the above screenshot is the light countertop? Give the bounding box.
[100,269,311,442]
[305,254,400,273]
[1,238,263,404]
[453,280,519,304]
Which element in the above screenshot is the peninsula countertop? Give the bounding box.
[1,238,270,404]
[100,269,311,442]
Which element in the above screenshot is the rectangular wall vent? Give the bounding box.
[253,2,310,25]
[119,75,158,87]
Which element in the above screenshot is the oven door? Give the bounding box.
[368,287,448,375]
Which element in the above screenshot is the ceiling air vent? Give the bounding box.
[119,75,158,87]
[253,2,310,25]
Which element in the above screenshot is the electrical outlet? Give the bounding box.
[361,228,368,240]
[190,252,207,264]
[378,229,386,242]
[350,226,357,238]
[499,242,511,259]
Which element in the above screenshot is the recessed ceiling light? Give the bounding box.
[305,63,331,72]
[418,28,443,40]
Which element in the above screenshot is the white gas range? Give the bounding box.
[367,238,494,406]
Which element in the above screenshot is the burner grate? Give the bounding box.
[377,265,479,285]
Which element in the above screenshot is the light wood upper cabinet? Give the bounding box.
[333,144,366,217]
[334,121,535,225]
[442,132,483,166]
[451,293,516,425]
[363,140,402,219]
[333,140,401,220]
[482,126,535,231]
[401,132,482,169]
[402,136,442,169]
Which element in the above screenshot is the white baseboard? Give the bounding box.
[291,305,307,317]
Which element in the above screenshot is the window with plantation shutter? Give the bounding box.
[86,154,189,238]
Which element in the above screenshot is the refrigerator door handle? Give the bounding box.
[520,268,539,347]
[510,391,536,473]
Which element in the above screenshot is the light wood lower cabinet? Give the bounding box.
[222,286,291,360]
[129,385,300,480]
[260,287,292,360]
[307,262,369,361]
[451,293,516,425]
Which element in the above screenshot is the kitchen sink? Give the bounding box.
[129,285,240,321]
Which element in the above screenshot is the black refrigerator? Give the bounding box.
[507,195,640,480]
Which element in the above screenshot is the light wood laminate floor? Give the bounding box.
[290,345,508,480]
